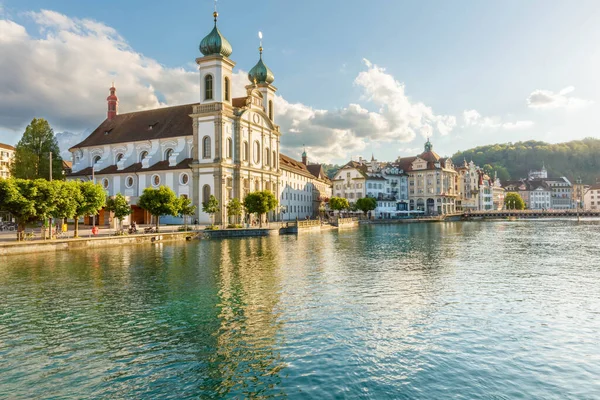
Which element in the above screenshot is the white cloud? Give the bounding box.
[462,109,533,131]
[527,86,593,109]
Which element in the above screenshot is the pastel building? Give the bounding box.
[0,143,15,179]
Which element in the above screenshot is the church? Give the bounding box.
[67,9,331,225]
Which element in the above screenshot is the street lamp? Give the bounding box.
[92,164,96,227]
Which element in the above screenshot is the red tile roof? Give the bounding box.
[0,143,15,151]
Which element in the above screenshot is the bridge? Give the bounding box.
[461,210,600,219]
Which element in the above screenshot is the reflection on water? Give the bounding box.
[1,220,599,399]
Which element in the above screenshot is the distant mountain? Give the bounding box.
[452,138,600,184]
[55,130,91,160]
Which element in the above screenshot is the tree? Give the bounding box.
[52,180,80,232]
[226,198,243,225]
[243,191,278,227]
[179,196,196,230]
[0,178,58,240]
[73,181,106,238]
[504,192,525,210]
[356,197,377,215]
[12,118,63,180]
[106,193,132,230]
[329,197,350,212]
[138,186,181,231]
[202,195,220,227]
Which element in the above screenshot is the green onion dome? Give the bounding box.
[199,12,233,58]
[248,47,275,85]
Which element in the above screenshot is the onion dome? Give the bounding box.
[248,47,275,85]
[199,12,233,58]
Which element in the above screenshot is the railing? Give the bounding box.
[297,219,321,228]
[337,217,359,225]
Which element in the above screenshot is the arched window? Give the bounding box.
[243,141,249,161]
[224,77,230,101]
[164,148,173,161]
[254,141,260,164]
[268,100,273,120]
[152,174,161,187]
[272,150,277,168]
[202,136,211,159]
[202,185,211,205]
[180,173,189,185]
[254,180,260,191]
[92,155,101,165]
[204,75,213,100]
[226,138,232,159]
[125,176,134,188]
[116,153,124,163]
[139,151,148,162]
[265,147,270,166]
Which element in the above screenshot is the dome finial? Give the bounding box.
[199,0,232,58]
[213,0,218,24]
[248,30,275,84]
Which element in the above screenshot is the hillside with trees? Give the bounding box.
[452,138,600,184]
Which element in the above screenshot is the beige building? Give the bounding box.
[402,139,458,214]
[0,143,15,179]
[584,185,600,211]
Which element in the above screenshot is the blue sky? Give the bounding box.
[1,0,599,162]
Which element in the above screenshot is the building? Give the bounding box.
[332,161,367,202]
[572,181,587,209]
[583,185,600,211]
[403,139,458,215]
[0,143,15,179]
[527,180,552,209]
[528,164,548,180]
[456,160,480,212]
[545,177,573,209]
[67,10,331,225]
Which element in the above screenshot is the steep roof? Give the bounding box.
[279,153,316,179]
[70,103,198,150]
[306,164,331,183]
[0,143,15,151]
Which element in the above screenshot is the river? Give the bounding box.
[1,220,599,399]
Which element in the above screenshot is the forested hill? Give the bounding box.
[451,138,600,184]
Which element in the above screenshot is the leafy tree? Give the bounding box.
[52,180,80,229]
[138,186,181,231]
[226,198,243,225]
[202,195,220,226]
[73,181,106,238]
[329,196,350,212]
[504,192,525,210]
[243,191,278,227]
[0,178,58,240]
[12,118,63,180]
[356,197,377,215]
[106,193,132,230]
[179,196,196,229]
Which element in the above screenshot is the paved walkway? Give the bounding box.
[0,224,205,244]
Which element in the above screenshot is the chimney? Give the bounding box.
[107,83,118,121]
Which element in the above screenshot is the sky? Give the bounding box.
[1,0,599,163]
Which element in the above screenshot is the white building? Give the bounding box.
[68,10,331,225]
[584,185,600,211]
[528,181,552,210]
[0,143,15,179]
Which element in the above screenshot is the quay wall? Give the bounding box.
[202,228,278,238]
[0,232,199,257]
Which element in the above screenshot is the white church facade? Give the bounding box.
[68,10,331,225]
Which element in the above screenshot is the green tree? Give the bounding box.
[243,191,278,228]
[106,193,132,230]
[12,118,63,180]
[52,180,80,232]
[329,196,350,212]
[356,197,377,215]
[504,192,525,210]
[138,186,181,231]
[179,196,196,229]
[202,195,220,227]
[226,198,243,225]
[73,181,106,238]
[0,178,58,240]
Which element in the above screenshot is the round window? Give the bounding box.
[180,173,189,185]
[126,176,134,188]
[152,174,160,187]
[102,178,109,189]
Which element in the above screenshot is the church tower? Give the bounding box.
[248,37,277,122]
[107,84,118,121]
[196,10,235,105]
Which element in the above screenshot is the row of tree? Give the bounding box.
[202,191,278,228]
[329,196,377,215]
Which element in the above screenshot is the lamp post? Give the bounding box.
[92,165,96,227]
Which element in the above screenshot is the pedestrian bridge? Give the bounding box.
[462,210,600,219]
